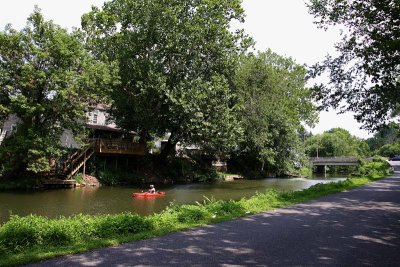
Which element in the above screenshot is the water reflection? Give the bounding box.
[0,177,346,223]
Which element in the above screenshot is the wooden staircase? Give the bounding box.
[62,141,95,179]
[49,138,147,181]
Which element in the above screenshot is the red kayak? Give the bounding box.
[132,192,166,197]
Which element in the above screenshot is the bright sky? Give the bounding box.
[0,0,373,139]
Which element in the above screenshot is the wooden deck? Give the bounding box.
[91,138,147,155]
[42,179,76,188]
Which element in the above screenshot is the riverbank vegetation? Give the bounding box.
[1,1,398,185]
[0,159,392,266]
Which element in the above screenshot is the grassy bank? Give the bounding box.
[0,160,392,266]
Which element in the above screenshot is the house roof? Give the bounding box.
[86,124,126,133]
[86,124,138,135]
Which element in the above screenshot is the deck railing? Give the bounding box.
[91,138,147,155]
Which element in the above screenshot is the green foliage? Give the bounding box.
[365,122,400,157]
[192,172,221,183]
[73,173,84,184]
[232,50,317,174]
[0,8,118,177]
[357,159,393,177]
[165,157,221,182]
[298,166,312,178]
[96,169,144,186]
[307,0,400,130]
[147,141,160,155]
[175,205,210,224]
[305,128,370,157]
[366,122,400,152]
[205,199,244,218]
[0,159,392,266]
[82,0,251,158]
[0,213,153,255]
[0,215,47,253]
[94,213,153,237]
[377,143,400,158]
[0,177,40,191]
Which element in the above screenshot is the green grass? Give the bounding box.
[0,160,393,267]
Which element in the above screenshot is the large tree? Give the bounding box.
[81,0,250,158]
[305,128,370,158]
[233,50,317,175]
[0,8,116,177]
[307,0,400,130]
[366,122,400,152]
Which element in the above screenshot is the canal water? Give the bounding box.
[0,176,346,223]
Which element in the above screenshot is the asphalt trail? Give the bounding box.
[28,164,400,266]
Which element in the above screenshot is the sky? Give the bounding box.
[0,0,373,139]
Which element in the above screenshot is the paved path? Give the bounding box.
[29,165,400,266]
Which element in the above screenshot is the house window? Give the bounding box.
[87,112,92,123]
[93,113,98,124]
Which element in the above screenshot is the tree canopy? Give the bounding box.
[0,8,116,176]
[233,50,317,175]
[307,0,400,130]
[82,0,251,158]
[305,128,370,158]
[366,122,400,151]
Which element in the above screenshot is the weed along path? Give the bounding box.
[28,165,400,266]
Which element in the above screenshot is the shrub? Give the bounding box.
[94,213,153,237]
[0,215,48,252]
[242,190,281,212]
[357,160,391,177]
[150,211,178,230]
[41,219,75,246]
[73,173,84,184]
[96,169,144,185]
[0,213,154,254]
[175,205,210,223]
[205,199,245,217]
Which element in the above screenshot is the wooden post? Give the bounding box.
[82,151,86,178]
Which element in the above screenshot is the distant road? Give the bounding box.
[29,163,400,266]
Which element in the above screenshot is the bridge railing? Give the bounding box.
[310,157,359,162]
[310,157,360,166]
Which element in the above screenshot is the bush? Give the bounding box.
[175,205,210,223]
[165,157,221,183]
[94,213,153,237]
[242,190,281,212]
[149,209,178,230]
[357,160,391,177]
[0,213,154,255]
[96,169,144,185]
[0,216,70,254]
[377,143,400,158]
[205,199,245,217]
[73,173,84,184]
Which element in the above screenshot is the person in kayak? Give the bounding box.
[148,184,156,194]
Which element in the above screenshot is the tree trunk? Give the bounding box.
[159,131,177,162]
